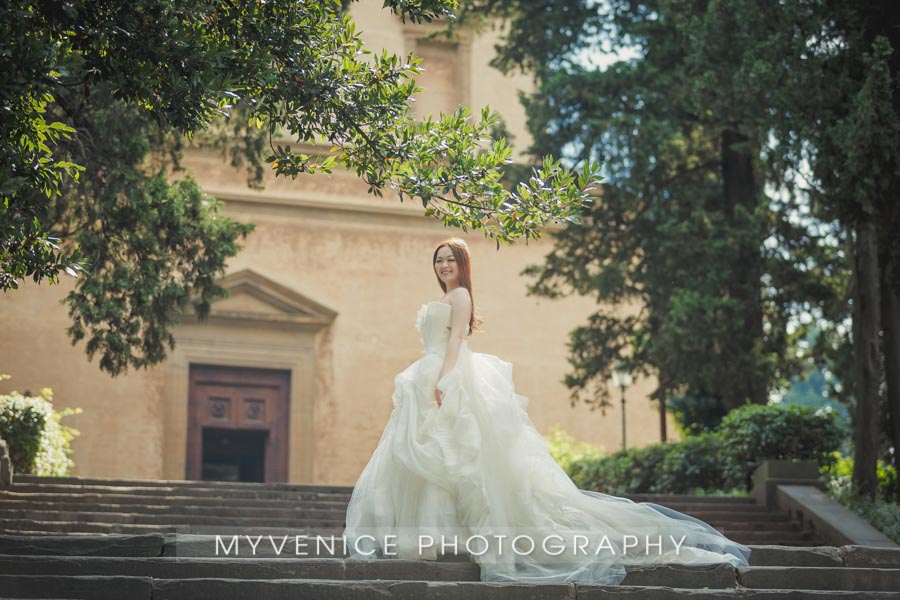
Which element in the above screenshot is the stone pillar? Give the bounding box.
[750,459,823,508]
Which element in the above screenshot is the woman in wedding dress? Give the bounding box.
[342,237,751,585]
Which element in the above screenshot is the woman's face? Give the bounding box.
[434,245,460,287]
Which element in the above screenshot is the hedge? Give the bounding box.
[560,403,841,495]
[0,387,81,476]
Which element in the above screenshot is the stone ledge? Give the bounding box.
[776,485,898,548]
[750,460,825,509]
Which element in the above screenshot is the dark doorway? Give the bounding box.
[186,365,291,483]
[201,428,268,482]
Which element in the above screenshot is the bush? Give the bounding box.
[821,452,898,503]
[821,453,900,544]
[545,424,606,488]
[560,432,725,495]
[574,443,673,494]
[0,386,81,476]
[719,403,842,491]
[550,403,842,497]
[657,432,725,493]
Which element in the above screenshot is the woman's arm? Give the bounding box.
[435,288,471,405]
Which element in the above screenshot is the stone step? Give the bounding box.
[843,546,900,568]
[0,490,767,516]
[684,510,790,520]
[12,474,354,495]
[0,534,168,557]
[17,476,757,504]
[0,519,339,536]
[7,483,352,502]
[0,500,348,520]
[715,530,815,543]
[0,490,350,509]
[0,555,745,588]
[0,575,153,600]
[626,493,757,504]
[2,534,893,568]
[9,556,900,592]
[748,545,843,567]
[642,504,772,513]
[3,575,900,600]
[0,555,479,582]
[0,501,791,533]
[699,520,798,532]
[0,519,812,547]
[0,509,346,528]
[737,566,900,592]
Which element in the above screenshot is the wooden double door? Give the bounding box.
[186,365,290,483]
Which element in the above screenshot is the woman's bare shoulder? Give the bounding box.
[448,287,472,302]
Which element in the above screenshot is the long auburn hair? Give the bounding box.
[433,238,481,335]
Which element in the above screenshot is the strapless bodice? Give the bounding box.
[415,301,469,355]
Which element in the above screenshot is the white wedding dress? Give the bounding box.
[342,300,751,584]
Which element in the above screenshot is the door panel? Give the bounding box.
[187,365,290,482]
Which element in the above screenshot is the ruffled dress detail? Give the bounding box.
[342,301,751,584]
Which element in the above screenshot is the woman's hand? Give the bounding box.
[434,387,443,407]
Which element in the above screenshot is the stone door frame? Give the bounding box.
[163,269,336,483]
[186,364,291,482]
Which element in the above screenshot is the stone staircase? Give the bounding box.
[0,475,898,599]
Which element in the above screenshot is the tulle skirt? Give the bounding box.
[341,342,751,585]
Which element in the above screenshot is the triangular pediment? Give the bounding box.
[200,269,337,327]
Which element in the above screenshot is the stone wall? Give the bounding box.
[0,5,679,485]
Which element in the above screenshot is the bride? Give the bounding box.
[341,237,751,585]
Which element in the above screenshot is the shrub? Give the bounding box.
[562,432,726,495]
[719,403,842,491]
[657,432,725,493]
[0,387,81,476]
[551,403,841,497]
[821,453,900,544]
[574,443,672,494]
[545,424,605,488]
[821,452,898,503]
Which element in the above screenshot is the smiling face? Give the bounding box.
[433,245,460,288]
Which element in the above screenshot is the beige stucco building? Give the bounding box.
[0,5,678,485]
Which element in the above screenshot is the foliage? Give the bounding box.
[545,423,606,466]
[822,454,900,543]
[458,0,900,500]
[557,403,840,495]
[0,386,81,476]
[547,423,605,477]
[656,432,725,494]
[822,453,898,504]
[780,364,853,454]
[719,403,843,491]
[570,435,724,495]
[572,442,671,495]
[1,0,600,375]
[669,391,726,436]
[453,0,847,414]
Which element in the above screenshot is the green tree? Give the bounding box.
[771,4,900,500]
[455,1,840,427]
[1,0,600,375]
[460,0,900,499]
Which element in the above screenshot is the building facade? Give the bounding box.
[0,5,678,485]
